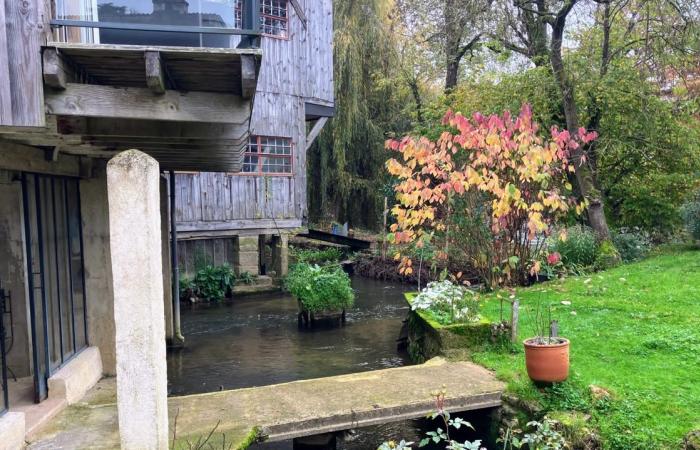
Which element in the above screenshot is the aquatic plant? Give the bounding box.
[291,246,343,265]
[285,263,354,313]
[180,264,236,302]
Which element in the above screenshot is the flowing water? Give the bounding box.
[166,277,495,449]
[167,277,410,395]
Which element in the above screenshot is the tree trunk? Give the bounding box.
[550,4,611,241]
[444,0,461,91]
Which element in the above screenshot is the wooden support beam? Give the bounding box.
[305,117,328,151]
[42,48,68,90]
[45,83,252,123]
[144,51,166,95]
[289,0,307,29]
[240,54,257,99]
[0,140,81,177]
[58,117,249,140]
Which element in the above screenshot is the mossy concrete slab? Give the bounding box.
[28,359,504,449]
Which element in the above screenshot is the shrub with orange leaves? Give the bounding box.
[385,104,596,289]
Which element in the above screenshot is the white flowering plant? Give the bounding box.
[411,280,480,325]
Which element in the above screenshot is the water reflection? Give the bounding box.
[167,277,411,396]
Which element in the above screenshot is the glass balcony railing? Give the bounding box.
[52,0,261,48]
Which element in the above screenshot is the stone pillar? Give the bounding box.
[272,234,289,277]
[0,412,25,450]
[234,235,260,276]
[0,171,31,378]
[107,150,168,450]
[80,164,117,376]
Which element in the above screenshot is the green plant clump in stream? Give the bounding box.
[284,262,354,313]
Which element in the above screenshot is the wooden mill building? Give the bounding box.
[174,1,334,279]
[0,0,332,446]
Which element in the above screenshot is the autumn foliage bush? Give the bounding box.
[385,104,597,289]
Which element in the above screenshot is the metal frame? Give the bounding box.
[242,135,294,176]
[21,173,89,403]
[50,0,262,48]
[49,20,262,36]
[0,282,9,415]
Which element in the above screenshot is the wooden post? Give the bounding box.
[550,320,559,339]
[510,300,519,343]
[381,196,388,259]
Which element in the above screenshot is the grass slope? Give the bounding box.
[474,247,700,449]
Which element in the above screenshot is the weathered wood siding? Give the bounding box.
[0,0,50,126]
[176,0,333,234]
[177,238,237,276]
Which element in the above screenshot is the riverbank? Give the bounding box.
[470,246,700,448]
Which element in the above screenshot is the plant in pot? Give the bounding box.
[284,262,355,327]
[523,298,569,383]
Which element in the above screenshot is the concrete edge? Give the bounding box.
[47,347,103,405]
[262,390,504,442]
[171,358,457,402]
[0,411,26,450]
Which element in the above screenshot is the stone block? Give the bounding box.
[48,346,103,404]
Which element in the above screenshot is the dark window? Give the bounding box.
[242,136,293,175]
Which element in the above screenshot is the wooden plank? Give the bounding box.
[0,1,12,124]
[305,117,328,151]
[144,51,166,94]
[47,42,262,58]
[176,219,303,233]
[5,0,45,126]
[240,54,257,99]
[45,83,253,123]
[0,140,81,177]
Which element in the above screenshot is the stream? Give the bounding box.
[167,276,494,449]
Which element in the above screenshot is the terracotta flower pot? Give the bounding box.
[523,337,570,383]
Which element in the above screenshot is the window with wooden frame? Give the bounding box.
[234,0,289,39]
[242,136,293,175]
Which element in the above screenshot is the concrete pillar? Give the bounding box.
[272,234,289,277]
[107,150,168,450]
[0,411,25,450]
[80,165,117,376]
[234,235,260,276]
[0,171,31,378]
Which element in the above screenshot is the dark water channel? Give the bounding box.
[167,277,495,449]
[167,277,410,395]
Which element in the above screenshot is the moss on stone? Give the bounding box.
[405,293,505,364]
[236,426,262,450]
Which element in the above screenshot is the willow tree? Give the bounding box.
[307,0,412,229]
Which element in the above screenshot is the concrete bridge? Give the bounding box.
[28,358,504,449]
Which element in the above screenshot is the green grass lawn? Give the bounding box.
[473,246,700,449]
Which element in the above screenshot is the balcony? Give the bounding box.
[16,0,265,172]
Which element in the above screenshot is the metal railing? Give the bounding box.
[51,0,261,48]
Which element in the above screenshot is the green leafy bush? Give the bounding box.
[594,240,621,271]
[681,191,700,241]
[611,228,652,262]
[285,263,354,313]
[180,264,236,302]
[291,246,343,265]
[551,225,599,268]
